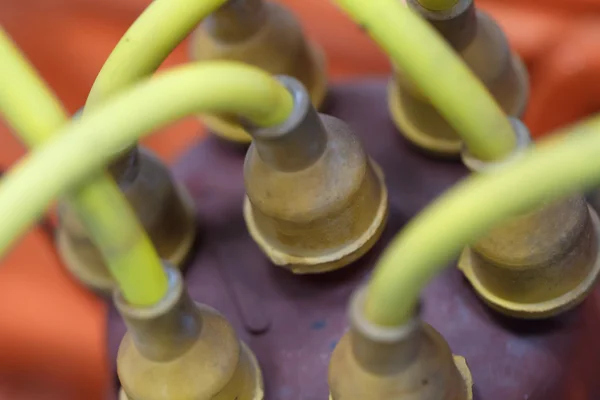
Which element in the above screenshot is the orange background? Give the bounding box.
[1,0,600,398]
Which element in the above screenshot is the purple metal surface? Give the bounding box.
[107,80,600,400]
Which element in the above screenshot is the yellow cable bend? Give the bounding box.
[0,29,168,306]
[85,0,227,108]
[0,61,293,261]
[334,0,515,161]
[365,119,600,326]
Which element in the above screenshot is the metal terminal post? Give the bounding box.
[247,76,327,172]
[461,118,532,171]
[243,77,389,273]
[458,120,600,318]
[328,287,473,400]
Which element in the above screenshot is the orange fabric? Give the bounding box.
[0,229,107,400]
[1,1,600,399]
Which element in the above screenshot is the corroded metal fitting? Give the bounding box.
[461,118,531,170]
[410,0,477,50]
[56,148,196,296]
[328,287,473,400]
[458,121,600,318]
[388,0,529,157]
[117,266,263,400]
[190,0,327,143]
[243,76,388,274]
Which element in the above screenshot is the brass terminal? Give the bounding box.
[243,76,388,274]
[328,287,473,400]
[458,119,600,318]
[56,147,196,295]
[388,0,529,157]
[117,266,263,400]
[190,0,327,143]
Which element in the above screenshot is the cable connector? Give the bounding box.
[329,287,473,399]
[243,76,388,273]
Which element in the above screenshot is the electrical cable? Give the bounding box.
[333,0,516,161]
[3,31,600,327]
[417,0,459,11]
[0,61,293,263]
[0,28,168,306]
[85,0,227,109]
[364,119,600,326]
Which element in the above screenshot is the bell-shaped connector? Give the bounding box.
[328,287,473,400]
[117,265,263,400]
[56,147,196,295]
[458,120,600,318]
[388,0,528,157]
[190,0,327,143]
[243,76,388,274]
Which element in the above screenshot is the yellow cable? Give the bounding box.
[0,29,167,305]
[417,0,458,11]
[0,61,293,261]
[85,0,227,109]
[365,118,600,326]
[64,178,169,305]
[333,0,516,161]
[0,32,67,147]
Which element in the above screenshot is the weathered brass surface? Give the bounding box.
[190,0,327,143]
[459,120,600,318]
[243,77,388,273]
[56,147,196,295]
[117,266,263,400]
[388,0,529,157]
[459,196,600,318]
[328,288,472,400]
